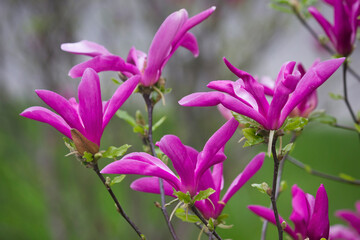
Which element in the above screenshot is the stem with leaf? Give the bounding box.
[142,92,179,240]
[261,133,297,240]
[190,206,223,240]
[92,163,144,239]
[270,134,283,240]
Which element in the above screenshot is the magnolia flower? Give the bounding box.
[249,184,329,240]
[179,57,344,130]
[20,68,139,153]
[61,7,215,86]
[330,201,360,240]
[308,0,360,56]
[101,118,239,197]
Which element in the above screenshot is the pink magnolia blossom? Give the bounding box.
[308,0,360,56]
[330,201,360,240]
[61,7,215,86]
[101,117,239,196]
[179,57,344,130]
[20,68,139,147]
[249,184,329,240]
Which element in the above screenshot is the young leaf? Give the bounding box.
[111,78,121,85]
[339,173,356,181]
[281,143,294,155]
[175,208,200,223]
[193,188,216,202]
[83,151,93,162]
[282,117,308,131]
[152,116,166,132]
[102,144,132,159]
[251,182,270,194]
[207,218,215,231]
[309,110,337,126]
[216,214,229,225]
[329,92,344,100]
[110,175,126,186]
[354,124,360,134]
[232,111,260,128]
[242,128,264,147]
[63,137,75,150]
[173,190,192,204]
[116,110,137,127]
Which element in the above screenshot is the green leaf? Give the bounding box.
[251,182,270,194]
[63,137,75,150]
[282,117,308,131]
[193,188,216,202]
[281,143,295,155]
[339,173,356,181]
[111,78,121,85]
[133,125,145,134]
[242,128,264,147]
[309,110,337,126]
[110,175,126,186]
[329,92,344,100]
[207,218,215,231]
[269,3,292,13]
[173,190,192,204]
[102,144,131,159]
[152,116,166,132]
[116,110,137,127]
[164,88,172,94]
[175,208,200,223]
[83,151,93,162]
[232,112,260,128]
[354,123,360,134]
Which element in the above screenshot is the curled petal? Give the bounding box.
[336,210,360,235]
[20,106,71,139]
[158,135,195,193]
[78,68,103,145]
[221,153,265,205]
[248,205,297,239]
[69,55,140,78]
[307,184,330,240]
[35,90,85,133]
[102,75,140,129]
[61,40,111,57]
[178,32,199,57]
[130,177,174,197]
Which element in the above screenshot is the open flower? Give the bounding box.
[20,68,139,153]
[61,7,215,86]
[249,184,329,240]
[101,117,239,197]
[330,201,360,240]
[179,57,344,130]
[308,0,360,56]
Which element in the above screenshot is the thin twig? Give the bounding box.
[190,206,223,240]
[142,93,179,240]
[92,164,144,239]
[270,135,283,240]
[333,124,357,132]
[342,60,359,124]
[286,156,360,185]
[261,134,297,240]
[292,6,360,83]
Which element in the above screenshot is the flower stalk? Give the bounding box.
[142,92,179,240]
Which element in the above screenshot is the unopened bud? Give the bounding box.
[154,202,161,208]
[266,188,272,196]
[281,221,287,230]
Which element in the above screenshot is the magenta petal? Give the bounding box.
[178,32,199,57]
[130,177,175,197]
[280,58,345,125]
[289,185,311,238]
[221,153,265,204]
[158,135,195,194]
[35,90,85,133]
[143,9,188,86]
[336,210,360,235]
[78,68,103,145]
[20,106,71,139]
[101,153,181,189]
[248,205,297,239]
[102,75,140,129]
[61,40,111,57]
[126,47,147,70]
[308,7,336,44]
[333,0,353,55]
[329,224,360,240]
[307,184,330,240]
[69,55,140,78]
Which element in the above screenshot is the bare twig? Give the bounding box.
[190,206,223,240]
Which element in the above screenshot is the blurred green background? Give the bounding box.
[1,0,359,239]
